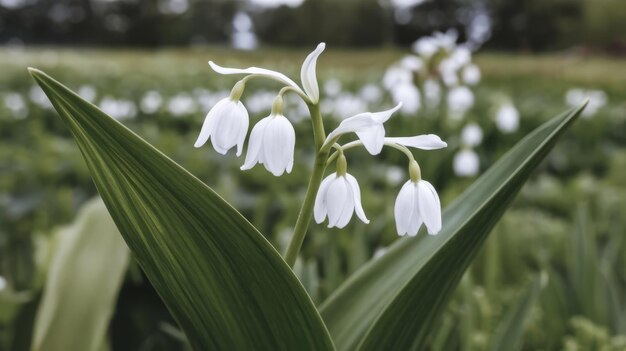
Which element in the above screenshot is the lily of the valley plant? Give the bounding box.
[195,43,447,266]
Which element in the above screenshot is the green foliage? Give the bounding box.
[0,49,624,350]
[29,68,334,351]
[319,104,583,350]
[31,199,129,351]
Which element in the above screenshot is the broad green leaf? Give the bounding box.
[31,198,129,351]
[488,274,545,351]
[320,104,585,350]
[29,68,334,351]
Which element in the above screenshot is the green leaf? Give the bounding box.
[31,198,129,351]
[488,274,545,351]
[320,104,585,350]
[29,68,334,351]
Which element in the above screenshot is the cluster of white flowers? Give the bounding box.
[565,88,607,118]
[195,43,448,236]
[383,30,481,118]
[382,30,526,179]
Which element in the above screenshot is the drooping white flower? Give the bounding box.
[194,97,249,156]
[495,103,520,133]
[241,113,295,176]
[460,122,483,147]
[325,103,402,155]
[208,43,325,103]
[314,172,369,228]
[453,148,480,177]
[395,179,442,236]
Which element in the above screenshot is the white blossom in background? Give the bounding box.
[140,90,163,114]
[385,166,405,186]
[565,88,608,118]
[423,79,442,107]
[462,64,481,85]
[373,246,388,259]
[447,86,474,119]
[326,93,367,120]
[314,171,369,229]
[453,149,480,177]
[399,55,423,71]
[167,93,197,117]
[99,97,137,120]
[324,78,342,97]
[461,122,483,147]
[29,85,53,109]
[78,85,97,103]
[411,30,457,58]
[4,93,28,119]
[245,90,276,114]
[383,65,413,90]
[0,276,6,291]
[231,12,258,51]
[358,84,383,105]
[390,83,421,115]
[495,103,520,133]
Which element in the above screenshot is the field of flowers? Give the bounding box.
[1,44,625,350]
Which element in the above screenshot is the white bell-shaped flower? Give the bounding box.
[394,164,442,236]
[241,97,296,176]
[314,155,369,228]
[194,96,249,156]
[325,103,402,155]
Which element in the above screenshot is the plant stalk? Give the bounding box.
[284,103,327,267]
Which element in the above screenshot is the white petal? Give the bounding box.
[211,101,248,155]
[356,125,385,155]
[209,61,304,96]
[326,178,349,228]
[194,98,229,148]
[234,102,249,157]
[314,174,335,223]
[369,103,402,123]
[334,178,356,229]
[385,134,447,150]
[394,181,415,236]
[262,116,295,176]
[417,180,442,235]
[345,174,369,224]
[241,116,270,170]
[300,43,325,103]
[325,103,402,143]
[407,193,423,236]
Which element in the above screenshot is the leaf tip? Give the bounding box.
[27,67,43,77]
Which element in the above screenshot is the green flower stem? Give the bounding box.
[284,103,328,268]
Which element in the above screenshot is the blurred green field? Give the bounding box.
[1,48,625,350]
